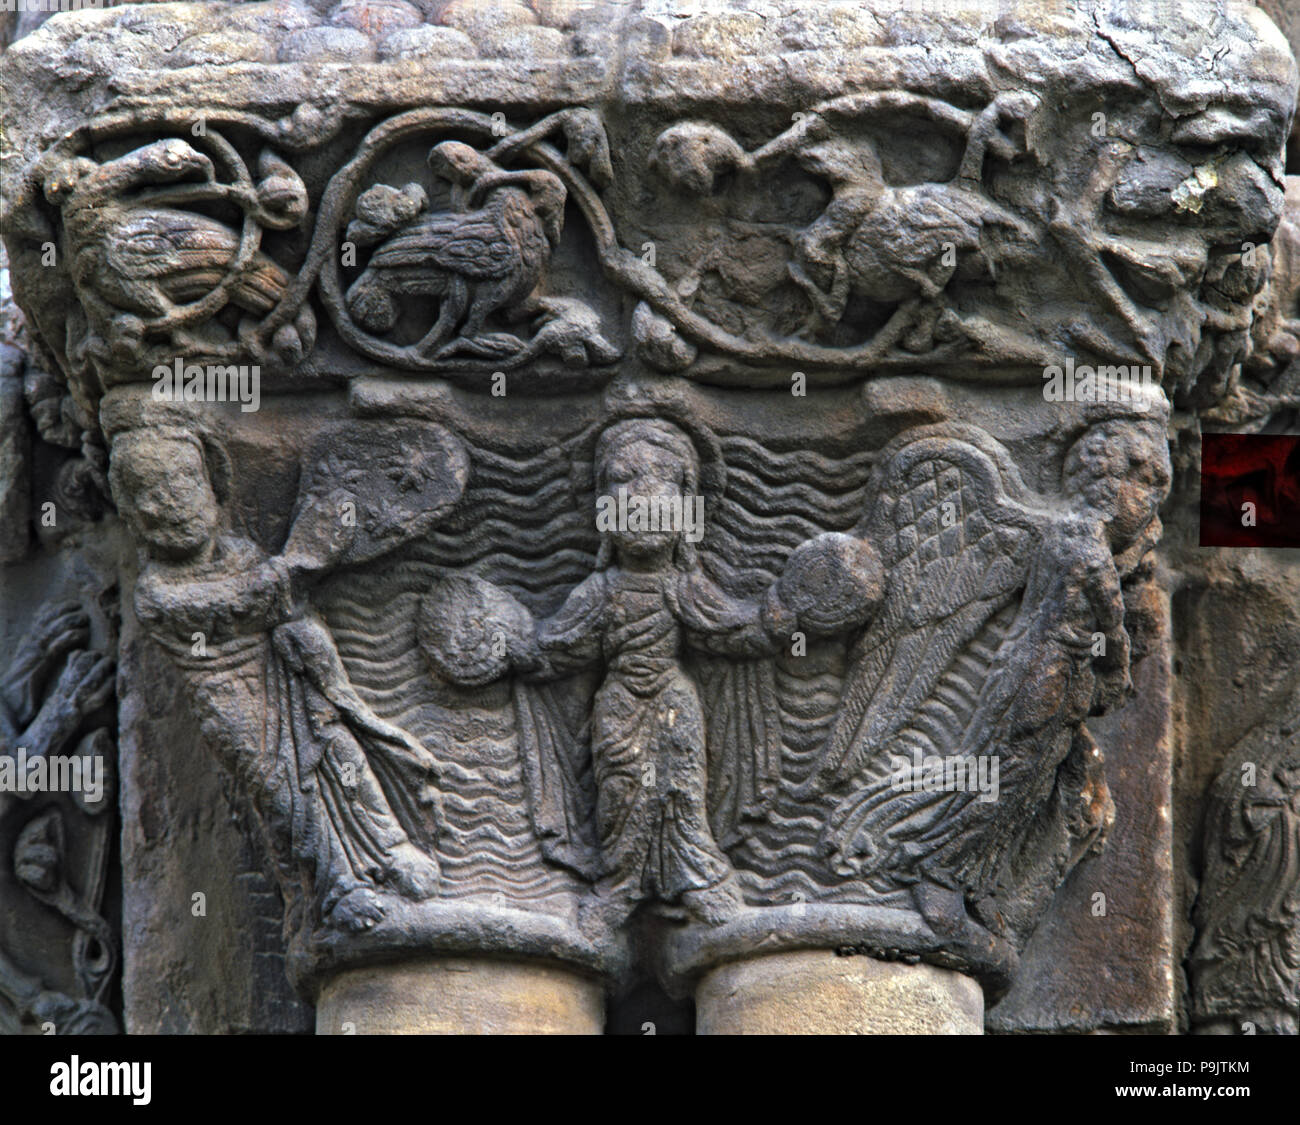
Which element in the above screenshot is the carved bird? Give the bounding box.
[344,141,568,359]
[44,139,315,364]
[788,139,1028,351]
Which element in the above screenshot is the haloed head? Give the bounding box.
[595,418,700,565]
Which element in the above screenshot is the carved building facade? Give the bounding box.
[0,0,1297,1034]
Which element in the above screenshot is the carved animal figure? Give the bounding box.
[44,139,315,365]
[650,95,1038,354]
[787,138,1027,350]
[345,141,567,359]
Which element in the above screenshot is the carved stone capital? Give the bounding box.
[2,0,1296,1028]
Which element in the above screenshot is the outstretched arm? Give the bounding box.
[137,554,295,637]
[136,490,356,637]
[8,652,113,767]
[676,569,796,659]
[528,572,608,677]
[2,601,90,726]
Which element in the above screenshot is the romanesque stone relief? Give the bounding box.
[0,595,117,1034]
[85,372,1169,999]
[1191,694,1300,1035]
[328,111,621,372]
[404,398,1171,992]
[1,328,111,566]
[793,417,1169,944]
[40,137,317,385]
[0,0,1296,1035]
[420,414,881,932]
[1209,174,1300,431]
[9,105,624,391]
[7,35,1291,400]
[104,402,468,937]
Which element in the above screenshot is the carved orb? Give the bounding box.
[778,532,884,636]
[417,574,531,688]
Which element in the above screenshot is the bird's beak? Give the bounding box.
[189,150,216,180]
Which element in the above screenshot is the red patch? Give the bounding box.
[1200,434,1300,548]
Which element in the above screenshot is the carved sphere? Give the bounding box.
[417,574,531,687]
[778,532,884,635]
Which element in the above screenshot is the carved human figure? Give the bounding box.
[109,425,442,933]
[424,418,882,930]
[919,422,1169,910]
[1192,723,1300,1034]
[809,419,1170,940]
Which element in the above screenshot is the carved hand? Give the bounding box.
[281,488,358,576]
[55,652,115,720]
[20,652,114,762]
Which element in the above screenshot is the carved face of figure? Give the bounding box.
[110,436,219,561]
[597,431,694,567]
[1243,757,1300,831]
[1064,422,1172,548]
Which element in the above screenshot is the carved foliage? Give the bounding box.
[12,76,1289,397]
[0,597,118,1034]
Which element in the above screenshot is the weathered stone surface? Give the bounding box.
[0,548,120,1035]
[989,582,1177,1033]
[1172,539,1300,1035]
[316,957,605,1034]
[696,950,983,1035]
[118,601,314,1033]
[0,1,1296,1036]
